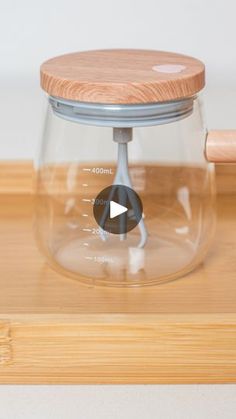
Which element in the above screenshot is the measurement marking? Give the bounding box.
[82,183,88,187]
[91,167,113,175]
[82,168,91,172]
[82,228,92,232]
[82,198,92,202]
[82,213,88,217]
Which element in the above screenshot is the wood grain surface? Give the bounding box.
[40,49,205,104]
[0,162,236,383]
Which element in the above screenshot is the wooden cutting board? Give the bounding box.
[0,162,236,384]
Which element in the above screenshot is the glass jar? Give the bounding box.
[35,49,216,286]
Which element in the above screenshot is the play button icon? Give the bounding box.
[110,201,128,219]
[93,184,143,235]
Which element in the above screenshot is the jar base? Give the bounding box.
[48,233,209,287]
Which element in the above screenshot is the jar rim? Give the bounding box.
[49,96,195,128]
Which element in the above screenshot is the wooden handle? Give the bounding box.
[206,130,236,163]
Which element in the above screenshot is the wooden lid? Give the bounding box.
[40,49,205,105]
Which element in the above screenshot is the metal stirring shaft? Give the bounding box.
[99,128,148,248]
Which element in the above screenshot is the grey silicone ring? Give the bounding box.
[49,96,195,127]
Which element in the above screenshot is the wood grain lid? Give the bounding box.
[40,49,205,105]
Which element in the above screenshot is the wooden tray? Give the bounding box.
[0,162,236,384]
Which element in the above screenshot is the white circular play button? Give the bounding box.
[93,185,143,235]
[110,201,128,219]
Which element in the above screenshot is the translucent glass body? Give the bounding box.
[35,97,216,286]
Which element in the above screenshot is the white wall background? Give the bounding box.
[1,0,236,417]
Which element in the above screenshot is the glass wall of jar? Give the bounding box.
[35,95,216,286]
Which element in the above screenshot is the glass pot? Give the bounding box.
[35,49,232,287]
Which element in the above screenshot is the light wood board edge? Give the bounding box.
[1,315,236,384]
[0,322,11,365]
[0,161,235,195]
